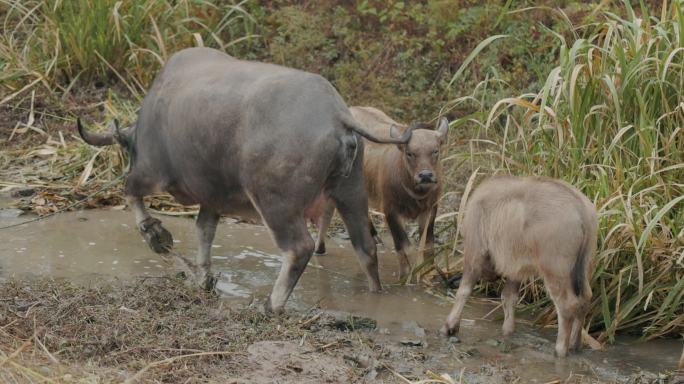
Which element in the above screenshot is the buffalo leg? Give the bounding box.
[127,196,173,254]
[441,267,479,336]
[264,215,314,313]
[314,202,335,255]
[417,206,437,246]
[502,279,521,336]
[332,194,382,293]
[416,205,437,269]
[369,216,382,245]
[385,212,411,280]
[195,206,220,290]
[327,150,382,293]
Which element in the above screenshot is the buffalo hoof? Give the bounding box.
[313,243,326,255]
[440,324,458,337]
[368,281,382,293]
[446,273,462,289]
[554,347,568,358]
[138,217,173,254]
[263,298,286,315]
[199,272,217,292]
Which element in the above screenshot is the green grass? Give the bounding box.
[0,0,257,97]
[443,0,684,340]
[0,0,258,191]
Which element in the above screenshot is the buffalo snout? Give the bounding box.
[416,170,437,184]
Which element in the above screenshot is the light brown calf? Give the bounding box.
[441,175,597,358]
[315,106,448,280]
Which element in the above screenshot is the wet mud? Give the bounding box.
[0,207,680,383]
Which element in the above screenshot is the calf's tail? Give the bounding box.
[571,218,596,298]
[571,232,588,297]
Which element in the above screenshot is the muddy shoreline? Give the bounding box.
[0,277,674,384]
[0,208,681,383]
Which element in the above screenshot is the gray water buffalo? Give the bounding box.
[441,175,597,357]
[77,47,414,312]
[315,107,448,280]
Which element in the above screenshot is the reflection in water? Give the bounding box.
[0,209,679,381]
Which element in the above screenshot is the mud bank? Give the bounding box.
[0,208,681,383]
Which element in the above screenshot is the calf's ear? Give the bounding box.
[436,117,449,144]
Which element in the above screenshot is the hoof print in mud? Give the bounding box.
[138,217,173,254]
[322,311,377,332]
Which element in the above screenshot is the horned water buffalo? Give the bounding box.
[441,175,597,357]
[315,106,448,280]
[77,47,415,312]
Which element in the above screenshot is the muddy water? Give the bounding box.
[0,208,680,382]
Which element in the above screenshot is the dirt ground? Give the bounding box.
[0,277,677,384]
[0,277,460,383]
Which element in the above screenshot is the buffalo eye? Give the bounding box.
[432,150,439,157]
[406,151,415,160]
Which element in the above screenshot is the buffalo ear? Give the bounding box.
[436,117,449,144]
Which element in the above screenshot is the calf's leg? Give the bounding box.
[569,294,590,352]
[502,279,521,336]
[569,313,584,352]
[553,304,574,358]
[570,277,593,352]
[544,275,581,358]
[441,269,479,336]
[127,196,173,254]
[195,206,220,290]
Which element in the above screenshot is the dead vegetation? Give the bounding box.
[0,277,455,383]
[0,277,342,382]
[2,277,665,384]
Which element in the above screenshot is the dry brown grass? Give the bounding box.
[0,277,431,383]
[0,277,258,382]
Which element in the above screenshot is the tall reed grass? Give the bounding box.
[446,1,684,340]
[0,1,258,193]
[0,0,257,98]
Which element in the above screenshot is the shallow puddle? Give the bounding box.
[0,208,680,382]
